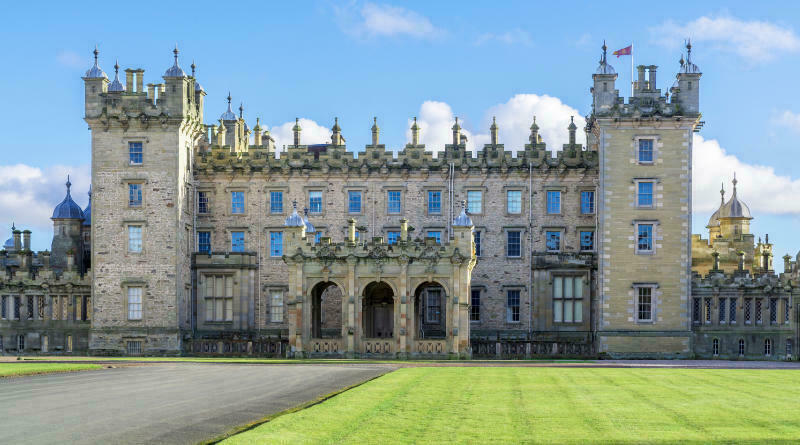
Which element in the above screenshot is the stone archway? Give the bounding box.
[284,216,475,358]
[362,281,394,339]
[310,281,343,339]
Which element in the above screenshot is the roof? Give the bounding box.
[52,177,85,220]
[718,176,752,220]
[452,202,473,227]
[164,45,186,77]
[84,46,107,79]
[284,202,306,228]
[108,61,125,92]
[595,42,616,75]
[220,93,236,121]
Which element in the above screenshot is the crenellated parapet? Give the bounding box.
[83,46,205,136]
[693,269,798,294]
[194,140,597,176]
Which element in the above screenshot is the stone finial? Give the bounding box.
[411,117,420,145]
[239,103,243,120]
[371,117,380,146]
[292,118,302,146]
[452,117,461,146]
[529,115,539,145]
[737,250,745,272]
[331,117,343,146]
[254,118,262,145]
[191,60,196,77]
[489,116,498,145]
[784,254,792,273]
[568,116,577,146]
[711,250,720,271]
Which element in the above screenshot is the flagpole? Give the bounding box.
[630,41,634,97]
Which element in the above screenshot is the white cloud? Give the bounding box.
[475,29,533,47]
[409,94,584,154]
[268,119,332,154]
[0,164,90,251]
[652,16,800,62]
[335,2,442,40]
[693,135,800,215]
[56,50,84,69]
[778,110,800,132]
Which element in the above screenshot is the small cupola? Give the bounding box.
[84,45,108,79]
[164,44,186,77]
[52,176,85,220]
[108,60,126,92]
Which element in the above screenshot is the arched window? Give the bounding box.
[712,338,719,356]
[18,334,24,351]
[764,338,772,356]
[738,339,745,356]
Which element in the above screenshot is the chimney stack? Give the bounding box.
[22,230,30,251]
[125,68,134,92]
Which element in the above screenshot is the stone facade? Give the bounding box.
[2,43,798,359]
[0,229,91,354]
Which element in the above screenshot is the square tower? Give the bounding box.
[589,43,702,357]
[84,48,204,355]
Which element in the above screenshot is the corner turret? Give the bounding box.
[591,41,618,113]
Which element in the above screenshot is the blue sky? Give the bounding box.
[1,0,799,260]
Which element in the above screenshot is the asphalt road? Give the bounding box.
[0,363,392,444]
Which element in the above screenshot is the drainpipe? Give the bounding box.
[528,161,534,339]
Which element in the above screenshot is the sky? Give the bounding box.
[1,0,799,260]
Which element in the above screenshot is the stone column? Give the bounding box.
[398,259,409,358]
[346,257,357,357]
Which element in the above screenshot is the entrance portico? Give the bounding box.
[283,203,476,358]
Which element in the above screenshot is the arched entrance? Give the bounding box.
[414,282,446,339]
[362,282,394,338]
[310,281,343,338]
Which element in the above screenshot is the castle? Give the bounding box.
[1,43,797,359]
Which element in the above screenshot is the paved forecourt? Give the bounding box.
[0,363,391,444]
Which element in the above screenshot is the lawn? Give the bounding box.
[0,362,101,377]
[224,367,800,444]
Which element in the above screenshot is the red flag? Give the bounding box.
[613,45,632,57]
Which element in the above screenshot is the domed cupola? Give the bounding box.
[718,174,752,220]
[679,40,700,74]
[453,201,474,227]
[220,93,237,121]
[284,201,306,229]
[3,223,15,250]
[108,60,125,92]
[164,45,186,78]
[52,176,85,220]
[83,185,92,226]
[84,46,108,79]
[596,41,616,75]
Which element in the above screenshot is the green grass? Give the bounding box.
[0,362,101,377]
[224,367,800,444]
